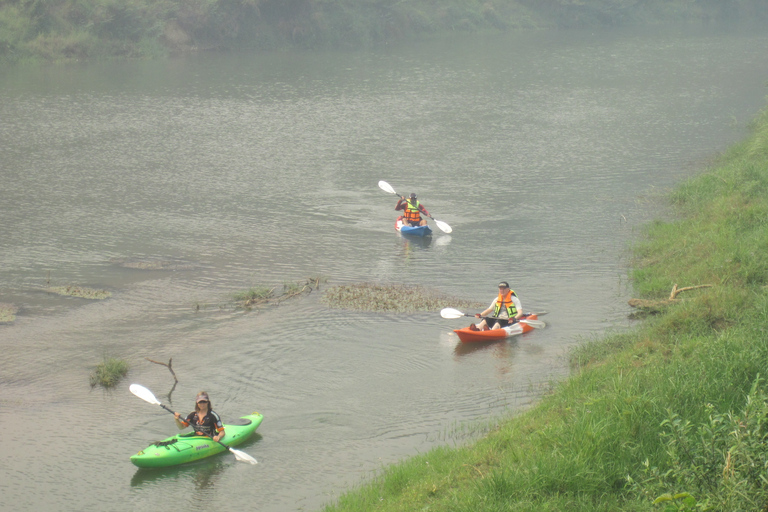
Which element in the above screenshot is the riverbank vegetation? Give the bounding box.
[321,106,768,510]
[2,0,767,62]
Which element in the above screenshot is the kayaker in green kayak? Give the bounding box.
[173,391,225,442]
[471,281,524,331]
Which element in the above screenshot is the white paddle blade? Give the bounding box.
[521,319,546,329]
[440,307,466,319]
[229,447,258,465]
[130,383,161,405]
[378,181,397,195]
[434,219,452,234]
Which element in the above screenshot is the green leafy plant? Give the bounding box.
[631,379,768,511]
[652,492,697,512]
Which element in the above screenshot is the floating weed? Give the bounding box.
[321,283,484,313]
[0,303,19,323]
[233,286,275,306]
[47,286,111,300]
[90,357,129,388]
[111,257,197,270]
[283,281,304,295]
[234,276,328,309]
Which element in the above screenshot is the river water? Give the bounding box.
[1,25,767,511]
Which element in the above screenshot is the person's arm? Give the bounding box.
[395,197,406,211]
[211,412,225,442]
[174,412,190,430]
[512,296,523,320]
[419,204,430,217]
[476,300,495,318]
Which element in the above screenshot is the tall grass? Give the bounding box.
[322,106,768,511]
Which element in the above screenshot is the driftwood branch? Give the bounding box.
[274,284,312,305]
[668,283,713,300]
[145,357,179,383]
[628,283,713,311]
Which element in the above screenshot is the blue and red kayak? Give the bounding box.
[395,217,432,237]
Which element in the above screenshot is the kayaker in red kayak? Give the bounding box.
[472,282,524,331]
[395,193,430,227]
[173,391,226,442]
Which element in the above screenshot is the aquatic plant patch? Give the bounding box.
[90,357,129,388]
[234,276,327,309]
[47,286,111,300]
[321,283,484,313]
[0,303,19,323]
[111,257,197,270]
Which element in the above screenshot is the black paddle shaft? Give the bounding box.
[159,402,236,451]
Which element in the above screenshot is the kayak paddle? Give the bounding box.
[129,383,258,465]
[378,180,453,234]
[440,307,546,329]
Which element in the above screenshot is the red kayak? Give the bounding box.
[454,313,540,343]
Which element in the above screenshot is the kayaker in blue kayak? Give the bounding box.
[396,193,430,227]
[471,282,524,331]
[173,391,226,442]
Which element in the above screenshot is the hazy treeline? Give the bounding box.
[1,0,767,61]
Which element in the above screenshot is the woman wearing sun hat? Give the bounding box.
[173,391,225,442]
[472,281,524,331]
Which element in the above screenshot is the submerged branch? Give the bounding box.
[146,357,179,383]
[237,276,327,309]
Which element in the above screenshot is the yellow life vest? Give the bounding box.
[404,199,422,224]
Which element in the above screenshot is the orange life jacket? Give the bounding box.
[493,289,518,318]
[404,199,422,224]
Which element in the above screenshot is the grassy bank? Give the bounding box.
[321,106,768,511]
[2,0,767,62]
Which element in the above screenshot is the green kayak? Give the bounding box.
[131,412,263,468]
